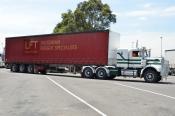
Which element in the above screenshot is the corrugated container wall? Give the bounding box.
[5,30,120,66]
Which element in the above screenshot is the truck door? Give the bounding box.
[129,50,142,68]
[116,49,129,68]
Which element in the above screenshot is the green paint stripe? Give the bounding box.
[117,59,160,62]
[129,63,141,64]
[117,61,141,63]
[147,61,160,63]
[147,59,160,62]
[117,62,141,64]
[117,62,161,65]
[117,59,141,61]
[147,63,161,65]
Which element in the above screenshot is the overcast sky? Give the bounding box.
[0,0,175,57]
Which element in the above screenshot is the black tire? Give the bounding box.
[157,76,161,82]
[143,70,159,83]
[27,65,34,74]
[82,67,94,79]
[19,64,26,73]
[11,64,19,72]
[95,68,108,80]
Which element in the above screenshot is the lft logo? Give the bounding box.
[24,40,39,54]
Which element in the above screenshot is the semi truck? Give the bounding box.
[5,30,169,83]
[165,49,175,75]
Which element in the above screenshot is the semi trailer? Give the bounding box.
[5,30,169,83]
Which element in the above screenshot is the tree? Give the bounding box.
[53,0,116,33]
[53,10,76,33]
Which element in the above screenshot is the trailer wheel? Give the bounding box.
[96,67,108,80]
[11,64,19,72]
[27,65,34,74]
[143,69,159,83]
[82,67,94,79]
[19,64,26,73]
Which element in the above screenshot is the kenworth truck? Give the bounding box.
[5,30,169,83]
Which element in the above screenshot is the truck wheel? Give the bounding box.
[96,67,108,80]
[19,64,26,73]
[11,64,19,72]
[27,65,34,74]
[157,76,161,82]
[82,67,94,79]
[143,70,159,83]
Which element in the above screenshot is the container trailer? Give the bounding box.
[5,30,169,83]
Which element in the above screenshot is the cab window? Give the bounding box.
[132,51,139,57]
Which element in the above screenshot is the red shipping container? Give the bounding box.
[5,30,120,66]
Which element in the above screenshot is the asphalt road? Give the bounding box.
[0,68,175,116]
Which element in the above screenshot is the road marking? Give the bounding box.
[46,76,107,116]
[114,82,175,100]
